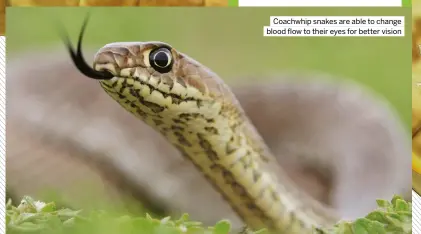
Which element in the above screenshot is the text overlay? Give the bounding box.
[264,16,405,37]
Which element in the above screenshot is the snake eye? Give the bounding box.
[149,47,173,73]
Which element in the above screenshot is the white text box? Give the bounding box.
[240,0,401,7]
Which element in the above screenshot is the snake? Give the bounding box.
[58,16,406,232]
[60,15,338,233]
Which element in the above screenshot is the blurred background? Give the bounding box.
[413,3,421,233]
[412,0,421,194]
[7,7,411,228]
[7,0,227,6]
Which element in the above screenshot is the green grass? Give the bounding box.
[6,196,412,234]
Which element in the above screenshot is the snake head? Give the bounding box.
[92,42,230,118]
[64,15,231,119]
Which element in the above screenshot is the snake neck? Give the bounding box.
[100,82,338,232]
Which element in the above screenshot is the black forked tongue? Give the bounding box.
[60,14,114,80]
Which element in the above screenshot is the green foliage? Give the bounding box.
[6,195,411,234]
[322,195,412,234]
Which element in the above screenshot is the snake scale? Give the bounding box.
[54,16,411,233]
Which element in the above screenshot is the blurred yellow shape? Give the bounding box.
[0,0,3,35]
[8,0,79,5]
[414,152,421,174]
[413,2,421,191]
[413,64,421,175]
[4,0,227,35]
[79,0,137,5]
[204,0,226,6]
[132,0,204,6]
[7,0,229,6]
[413,3,421,185]
[3,0,228,35]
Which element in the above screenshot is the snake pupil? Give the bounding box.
[150,47,173,73]
[154,51,169,67]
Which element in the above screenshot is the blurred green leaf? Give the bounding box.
[213,220,230,234]
[6,195,412,234]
